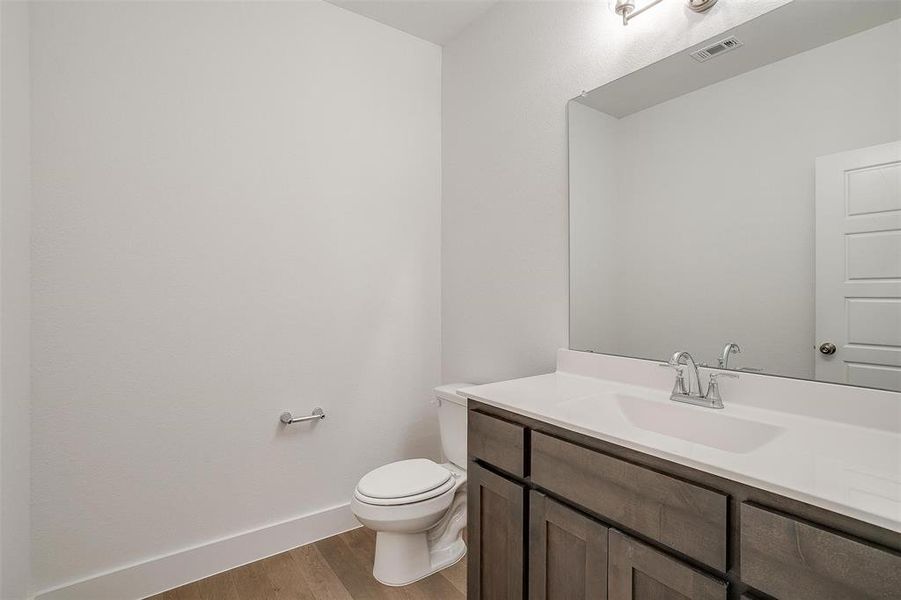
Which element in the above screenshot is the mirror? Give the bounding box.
[568,1,901,391]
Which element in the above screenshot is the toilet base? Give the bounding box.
[372,531,466,587]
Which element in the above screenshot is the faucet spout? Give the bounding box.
[719,343,741,369]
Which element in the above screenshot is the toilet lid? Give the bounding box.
[357,459,452,500]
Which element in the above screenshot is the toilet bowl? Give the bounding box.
[350,384,470,586]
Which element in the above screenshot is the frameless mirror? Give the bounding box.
[569,0,901,391]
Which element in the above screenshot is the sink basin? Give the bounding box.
[614,394,784,453]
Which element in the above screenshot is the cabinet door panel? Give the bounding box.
[529,492,608,599]
[468,462,526,599]
[608,531,726,600]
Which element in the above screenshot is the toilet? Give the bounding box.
[351,383,470,586]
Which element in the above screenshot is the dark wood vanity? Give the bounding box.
[466,400,901,600]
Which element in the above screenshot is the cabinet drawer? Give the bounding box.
[468,410,526,476]
[531,432,727,571]
[740,503,901,600]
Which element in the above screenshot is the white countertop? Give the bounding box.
[459,367,901,533]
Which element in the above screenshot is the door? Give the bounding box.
[529,492,608,600]
[468,462,526,599]
[815,141,901,391]
[608,530,727,600]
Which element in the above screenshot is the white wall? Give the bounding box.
[570,19,901,378]
[441,0,792,384]
[0,1,32,598]
[30,1,441,596]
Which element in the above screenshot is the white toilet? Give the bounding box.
[351,383,470,586]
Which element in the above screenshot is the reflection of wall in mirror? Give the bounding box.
[570,18,901,380]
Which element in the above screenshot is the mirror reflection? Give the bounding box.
[569,3,901,391]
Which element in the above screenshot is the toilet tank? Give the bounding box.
[434,384,471,469]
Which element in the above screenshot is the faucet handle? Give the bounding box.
[659,362,686,375]
[659,363,688,395]
[705,372,738,408]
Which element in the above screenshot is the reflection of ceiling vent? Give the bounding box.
[690,36,743,62]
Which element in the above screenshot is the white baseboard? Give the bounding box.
[34,503,360,600]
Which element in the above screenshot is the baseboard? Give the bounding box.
[34,503,360,600]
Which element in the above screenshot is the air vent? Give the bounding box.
[690,36,743,62]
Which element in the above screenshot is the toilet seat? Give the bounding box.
[355,459,455,506]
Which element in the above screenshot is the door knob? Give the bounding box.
[819,342,837,355]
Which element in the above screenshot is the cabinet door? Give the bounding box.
[529,492,608,600]
[468,462,526,599]
[608,530,727,600]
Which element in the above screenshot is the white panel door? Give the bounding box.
[816,141,901,391]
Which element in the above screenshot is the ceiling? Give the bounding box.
[327,0,498,46]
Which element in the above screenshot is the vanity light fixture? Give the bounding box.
[613,0,718,26]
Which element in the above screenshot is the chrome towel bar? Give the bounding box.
[280,408,325,425]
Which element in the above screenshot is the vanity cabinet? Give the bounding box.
[467,402,901,600]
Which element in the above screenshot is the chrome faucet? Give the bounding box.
[661,350,739,409]
[718,343,741,369]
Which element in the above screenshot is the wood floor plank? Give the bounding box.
[439,558,467,595]
[229,560,282,599]
[172,586,203,600]
[261,551,319,600]
[289,543,354,600]
[315,533,393,600]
